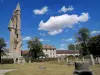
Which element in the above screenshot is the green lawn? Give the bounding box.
[0,61,100,75]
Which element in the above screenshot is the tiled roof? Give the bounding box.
[42,44,56,49]
[21,50,29,55]
[56,50,79,54]
[22,50,79,55]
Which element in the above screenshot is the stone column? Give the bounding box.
[57,58,60,63]
[66,57,69,63]
[82,57,85,61]
[98,57,100,64]
[90,54,95,65]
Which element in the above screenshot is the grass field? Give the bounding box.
[0,61,100,75]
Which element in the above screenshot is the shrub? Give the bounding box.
[1,58,14,64]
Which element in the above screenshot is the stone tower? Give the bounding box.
[8,3,22,63]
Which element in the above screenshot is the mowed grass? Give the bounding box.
[0,61,100,75]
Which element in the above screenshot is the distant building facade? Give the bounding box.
[22,45,79,58]
[42,45,56,58]
[22,44,56,58]
[56,50,79,57]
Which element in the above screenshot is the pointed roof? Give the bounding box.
[16,3,20,11]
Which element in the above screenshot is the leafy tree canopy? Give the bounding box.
[68,44,75,50]
[68,43,81,50]
[76,28,90,42]
[76,28,90,56]
[88,35,100,56]
[27,37,44,60]
[0,38,6,63]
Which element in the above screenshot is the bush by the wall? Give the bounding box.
[1,58,14,64]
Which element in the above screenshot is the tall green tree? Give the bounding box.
[76,28,90,56]
[68,43,81,50]
[0,38,6,63]
[27,37,43,61]
[68,44,75,50]
[75,44,81,50]
[87,35,100,56]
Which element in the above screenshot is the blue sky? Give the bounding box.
[0,0,100,50]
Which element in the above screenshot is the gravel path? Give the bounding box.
[0,69,16,75]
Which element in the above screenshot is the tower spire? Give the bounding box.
[16,3,20,11]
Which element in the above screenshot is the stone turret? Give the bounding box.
[8,3,22,63]
[16,3,21,11]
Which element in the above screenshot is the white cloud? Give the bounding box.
[59,47,66,50]
[58,6,74,13]
[33,6,48,15]
[38,13,89,35]
[60,44,65,47]
[39,38,50,42]
[91,30,100,34]
[48,29,63,35]
[40,33,46,36]
[23,36,31,41]
[62,38,73,42]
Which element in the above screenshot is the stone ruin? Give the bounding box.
[73,61,93,75]
[1,3,25,64]
[8,3,23,63]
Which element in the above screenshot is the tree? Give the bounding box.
[68,44,75,50]
[68,43,81,50]
[27,37,43,61]
[0,38,6,63]
[76,28,90,56]
[75,44,81,50]
[87,35,100,56]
